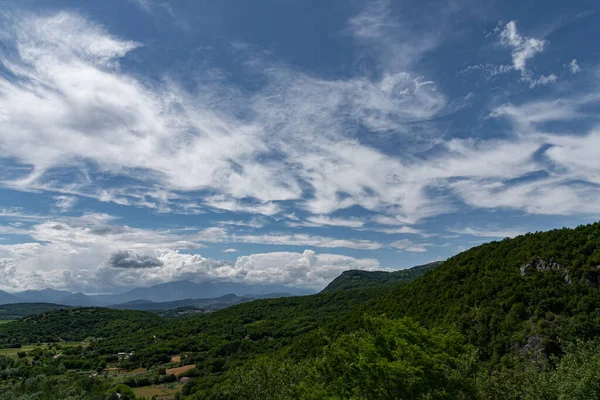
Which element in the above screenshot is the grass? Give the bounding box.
[166,364,196,376]
[0,344,43,358]
[0,320,15,325]
[133,383,183,399]
[105,367,148,376]
[0,341,88,359]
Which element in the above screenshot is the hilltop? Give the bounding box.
[321,261,441,293]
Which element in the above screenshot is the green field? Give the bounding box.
[0,320,15,325]
[133,383,183,399]
[0,341,88,359]
[0,344,44,358]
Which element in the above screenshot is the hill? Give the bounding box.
[0,308,162,343]
[0,303,72,320]
[321,261,441,293]
[372,222,600,361]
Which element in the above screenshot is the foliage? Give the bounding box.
[0,303,72,321]
[0,308,163,344]
[318,317,477,400]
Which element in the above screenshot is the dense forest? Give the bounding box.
[1,222,600,399]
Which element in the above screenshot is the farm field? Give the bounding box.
[166,364,195,376]
[133,383,183,399]
[0,341,88,358]
[0,344,45,358]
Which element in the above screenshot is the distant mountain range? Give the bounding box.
[1,280,314,308]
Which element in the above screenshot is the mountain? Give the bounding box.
[14,288,73,303]
[108,292,294,311]
[0,303,72,320]
[3,281,313,307]
[321,261,441,293]
[57,292,102,307]
[92,280,313,304]
[0,290,23,305]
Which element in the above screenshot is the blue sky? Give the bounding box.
[0,0,599,293]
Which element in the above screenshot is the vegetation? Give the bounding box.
[0,303,72,321]
[0,308,162,344]
[321,261,440,293]
[1,222,600,398]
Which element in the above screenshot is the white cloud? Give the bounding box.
[390,239,429,252]
[499,21,547,80]
[222,248,238,253]
[53,195,78,212]
[529,73,557,88]
[0,211,390,290]
[566,59,581,74]
[0,243,384,291]
[291,215,366,229]
[448,227,527,238]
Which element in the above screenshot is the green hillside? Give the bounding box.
[321,261,441,292]
[0,307,163,344]
[0,303,72,321]
[373,222,600,362]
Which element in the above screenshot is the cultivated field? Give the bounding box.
[133,383,183,399]
[0,342,88,359]
[166,364,195,376]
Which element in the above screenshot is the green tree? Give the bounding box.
[319,317,477,400]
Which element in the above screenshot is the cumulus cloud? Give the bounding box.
[107,249,163,269]
[0,242,384,291]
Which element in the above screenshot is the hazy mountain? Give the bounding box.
[108,292,295,311]
[14,288,73,303]
[57,292,102,307]
[92,280,313,304]
[0,290,23,305]
[3,281,312,307]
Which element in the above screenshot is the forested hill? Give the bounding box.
[0,303,72,321]
[321,261,441,293]
[371,222,600,361]
[0,308,162,343]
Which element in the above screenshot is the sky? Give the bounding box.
[0,0,599,293]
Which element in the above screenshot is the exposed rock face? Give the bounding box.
[520,258,563,277]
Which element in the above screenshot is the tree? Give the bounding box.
[319,317,477,400]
